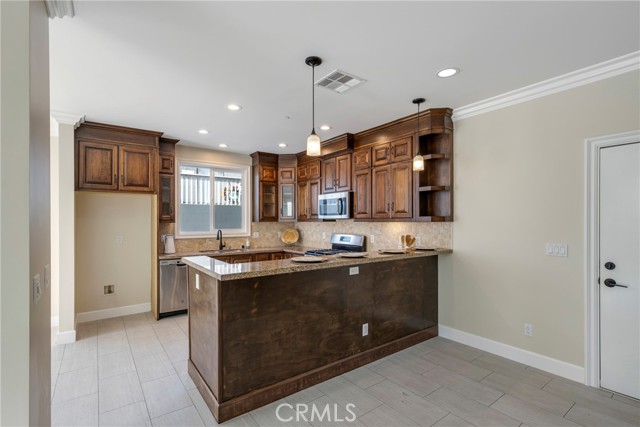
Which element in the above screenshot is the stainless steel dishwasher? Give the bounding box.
[159,259,188,317]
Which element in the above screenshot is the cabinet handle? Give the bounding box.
[170,207,174,216]
[391,146,395,157]
[391,202,394,211]
[386,147,390,158]
[387,202,390,212]
[120,174,124,184]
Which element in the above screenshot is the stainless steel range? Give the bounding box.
[305,233,366,256]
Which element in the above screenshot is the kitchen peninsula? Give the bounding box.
[182,250,450,422]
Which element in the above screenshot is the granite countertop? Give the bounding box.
[158,245,311,260]
[181,249,452,281]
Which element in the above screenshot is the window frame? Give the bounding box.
[175,159,251,239]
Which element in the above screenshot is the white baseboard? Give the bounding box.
[439,325,585,383]
[76,302,151,324]
[56,329,76,345]
[51,315,59,328]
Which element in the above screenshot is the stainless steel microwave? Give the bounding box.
[318,192,352,220]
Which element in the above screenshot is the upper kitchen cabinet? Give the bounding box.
[322,153,351,193]
[372,135,413,167]
[278,154,296,222]
[251,152,279,222]
[353,147,371,170]
[296,159,321,181]
[158,138,179,222]
[414,108,454,222]
[75,121,161,193]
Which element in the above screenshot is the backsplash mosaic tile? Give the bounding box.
[159,220,451,254]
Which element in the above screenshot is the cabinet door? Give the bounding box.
[308,160,321,179]
[353,147,371,170]
[159,154,175,174]
[260,182,278,221]
[270,252,284,261]
[279,183,295,221]
[119,145,156,192]
[390,136,413,163]
[335,154,352,192]
[297,164,308,181]
[371,166,391,219]
[260,165,277,182]
[231,255,253,264]
[77,140,119,190]
[158,174,175,222]
[253,253,271,262]
[353,168,371,219]
[372,143,391,167]
[297,181,309,220]
[309,179,321,219]
[322,158,337,193]
[391,162,413,218]
[279,167,295,183]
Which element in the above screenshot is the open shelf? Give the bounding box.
[414,129,453,221]
[418,185,450,192]
[422,153,449,160]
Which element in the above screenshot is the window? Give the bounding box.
[176,161,250,237]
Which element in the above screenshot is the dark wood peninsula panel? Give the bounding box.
[186,254,439,422]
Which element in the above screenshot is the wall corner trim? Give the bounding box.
[75,302,151,324]
[439,325,585,384]
[50,111,85,128]
[452,51,640,121]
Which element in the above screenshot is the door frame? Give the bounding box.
[584,130,640,387]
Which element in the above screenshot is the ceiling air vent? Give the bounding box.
[316,69,366,94]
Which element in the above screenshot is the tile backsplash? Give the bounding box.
[159,220,451,254]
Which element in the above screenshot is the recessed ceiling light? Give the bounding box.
[278,143,287,148]
[198,129,209,134]
[437,68,459,78]
[320,125,332,131]
[226,104,242,111]
[219,143,228,148]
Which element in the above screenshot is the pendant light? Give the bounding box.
[305,56,322,156]
[412,97,426,171]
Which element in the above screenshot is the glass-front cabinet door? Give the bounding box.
[279,183,295,221]
[260,182,277,221]
[159,174,175,222]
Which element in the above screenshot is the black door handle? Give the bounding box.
[604,278,628,288]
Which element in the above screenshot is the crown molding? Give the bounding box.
[50,111,85,128]
[452,51,640,122]
[45,0,75,19]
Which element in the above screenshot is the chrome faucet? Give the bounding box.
[216,229,225,250]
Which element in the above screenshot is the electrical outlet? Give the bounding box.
[33,274,41,304]
[369,234,375,244]
[362,323,369,337]
[44,264,51,289]
[416,236,422,247]
[277,231,282,238]
[116,235,123,245]
[104,285,115,295]
[322,232,326,240]
[195,273,200,290]
[524,323,533,337]
[252,231,260,239]
[349,266,359,275]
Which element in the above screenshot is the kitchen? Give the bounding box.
[1,1,638,427]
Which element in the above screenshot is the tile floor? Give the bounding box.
[51,313,640,427]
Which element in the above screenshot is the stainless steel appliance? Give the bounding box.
[305,233,366,256]
[159,259,188,317]
[318,191,352,219]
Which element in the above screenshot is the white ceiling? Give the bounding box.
[50,1,640,154]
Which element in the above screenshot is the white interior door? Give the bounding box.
[599,142,640,399]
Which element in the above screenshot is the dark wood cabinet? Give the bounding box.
[296,179,320,220]
[252,253,271,262]
[231,255,253,264]
[353,168,371,219]
[297,160,321,181]
[77,140,119,191]
[415,125,454,221]
[371,162,412,219]
[270,252,284,261]
[251,152,279,222]
[77,140,156,192]
[278,166,295,183]
[158,174,175,222]
[119,145,156,192]
[322,154,351,193]
[372,136,413,167]
[159,154,174,174]
[353,147,371,170]
[279,183,295,221]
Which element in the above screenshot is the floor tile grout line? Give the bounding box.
[562,401,576,418]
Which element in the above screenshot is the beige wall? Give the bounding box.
[76,192,153,314]
[50,136,60,320]
[0,1,51,424]
[440,70,640,367]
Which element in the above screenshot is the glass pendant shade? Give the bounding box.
[306,131,321,156]
[412,154,425,171]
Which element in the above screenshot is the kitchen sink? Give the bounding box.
[199,249,247,254]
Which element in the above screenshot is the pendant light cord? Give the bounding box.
[416,102,421,155]
[311,64,315,132]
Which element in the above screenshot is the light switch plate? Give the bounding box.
[369,234,375,244]
[252,232,260,239]
[116,235,123,245]
[362,323,369,337]
[545,243,568,257]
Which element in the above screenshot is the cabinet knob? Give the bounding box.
[391,202,395,211]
